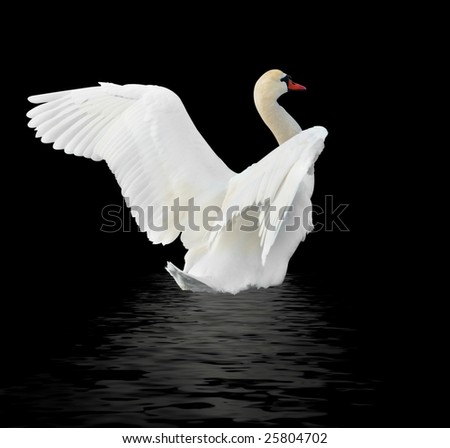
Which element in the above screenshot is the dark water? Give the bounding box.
[0,273,384,427]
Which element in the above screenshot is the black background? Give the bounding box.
[3,5,445,427]
[11,10,386,281]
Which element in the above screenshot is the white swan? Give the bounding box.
[27,69,327,294]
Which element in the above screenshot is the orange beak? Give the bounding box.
[288,79,306,91]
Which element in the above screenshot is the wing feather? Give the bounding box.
[210,126,327,264]
[27,82,235,244]
[53,114,97,149]
[28,81,326,259]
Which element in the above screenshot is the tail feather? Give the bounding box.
[165,262,216,293]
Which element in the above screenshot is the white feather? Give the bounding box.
[27,71,327,293]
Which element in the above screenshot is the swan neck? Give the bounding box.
[254,96,302,145]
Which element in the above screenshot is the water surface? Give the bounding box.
[1,273,380,427]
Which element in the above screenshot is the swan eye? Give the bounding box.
[281,74,291,86]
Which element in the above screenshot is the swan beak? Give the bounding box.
[288,79,306,91]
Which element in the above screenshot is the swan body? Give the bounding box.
[27,69,327,294]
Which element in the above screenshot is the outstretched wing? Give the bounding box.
[27,83,235,244]
[209,126,327,264]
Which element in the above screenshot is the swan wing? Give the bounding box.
[212,126,327,264]
[27,83,235,244]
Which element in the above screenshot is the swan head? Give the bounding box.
[254,69,306,103]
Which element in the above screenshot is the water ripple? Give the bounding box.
[1,273,379,427]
